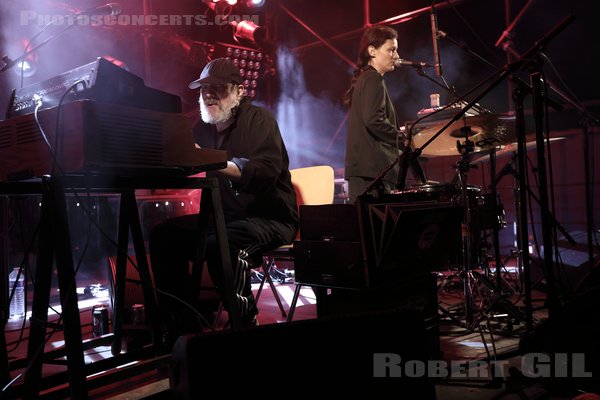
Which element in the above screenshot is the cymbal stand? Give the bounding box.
[487,147,522,299]
[495,151,524,295]
[453,127,527,331]
[454,125,479,327]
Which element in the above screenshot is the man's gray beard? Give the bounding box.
[200,95,240,125]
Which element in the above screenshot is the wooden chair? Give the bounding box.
[256,165,335,318]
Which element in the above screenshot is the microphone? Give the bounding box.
[77,3,122,16]
[430,3,442,76]
[395,59,432,68]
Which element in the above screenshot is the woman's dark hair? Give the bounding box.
[342,25,398,107]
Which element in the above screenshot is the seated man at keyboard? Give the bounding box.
[150,58,298,341]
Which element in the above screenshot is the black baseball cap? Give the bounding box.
[188,58,243,89]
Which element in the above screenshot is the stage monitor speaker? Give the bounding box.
[296,203,462,289]
[317,273,440,358]
[520,269,600,394]
[531,230,600,295]
[170,309,437,398]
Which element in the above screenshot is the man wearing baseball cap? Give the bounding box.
[150,58,298,339]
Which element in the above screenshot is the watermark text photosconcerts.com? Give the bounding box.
[20,12,260,27]
[374,353,593,378]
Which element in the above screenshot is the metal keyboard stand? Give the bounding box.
[0,174,240,399]
[1,195,11,388]
[23,175,88,399]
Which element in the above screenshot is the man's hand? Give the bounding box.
[218,161,242,181]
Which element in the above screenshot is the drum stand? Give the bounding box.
[451,127,525,333]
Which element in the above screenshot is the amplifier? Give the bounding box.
[294,201,463,289]
[294,240,365,289]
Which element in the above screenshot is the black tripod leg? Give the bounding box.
[471,270,524,323]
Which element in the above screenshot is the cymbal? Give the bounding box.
[409,114,516,156]
[471,136,566,164]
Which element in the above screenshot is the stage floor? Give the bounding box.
[3,261,597,399]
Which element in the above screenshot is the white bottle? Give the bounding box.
[9,267,25,319]
[430,93,441,108]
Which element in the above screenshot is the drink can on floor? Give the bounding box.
[92,304,109,337]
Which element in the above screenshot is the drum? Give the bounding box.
[391,183,484,208]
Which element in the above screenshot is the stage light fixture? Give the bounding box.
[13,38,39,78]
[231,20,266,49]
[224,44,265,98]
[205,0,265,11]
[204,0,233,17]
[14,60,36,78]
[247,0,265,7]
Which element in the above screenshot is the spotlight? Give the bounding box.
[204,0,233,17]
[13,38,38,78]
[247,0,265,7]
[14,60,36,78]
[231,20,267,50]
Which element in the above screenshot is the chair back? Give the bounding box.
[290,165,335,207]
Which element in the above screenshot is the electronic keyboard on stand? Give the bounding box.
[1,57,227,180]
[0,59,237,399]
